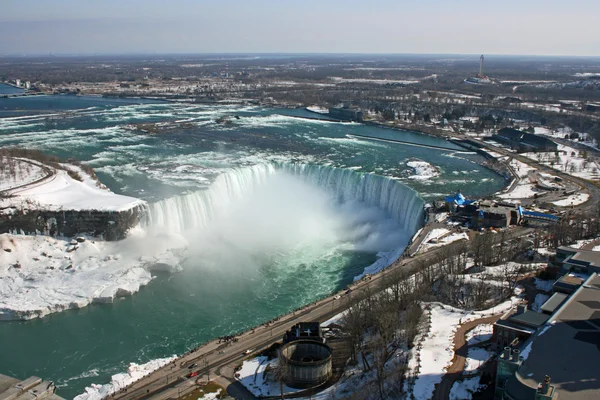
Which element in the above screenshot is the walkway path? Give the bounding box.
[432,314,501,400]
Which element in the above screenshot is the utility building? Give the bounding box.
[494,128,558,152]
[329,107,363,122]
[0,374,64,400]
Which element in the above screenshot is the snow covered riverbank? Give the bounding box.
[1,162,144,212]
[74,356,177,400]
[0,230,188,321]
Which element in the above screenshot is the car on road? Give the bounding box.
[188,363,197,369]
[243,349,254,355]
[187,371,199,378]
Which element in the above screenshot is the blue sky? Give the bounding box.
[1,0,599,56]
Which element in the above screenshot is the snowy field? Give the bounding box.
[409,298,518,400]
[1,163,145,212]
[523,144,600,180]
[329,77,419,85]
[420,230,469,252]
[0,230,187,320]
[553,192,589,207]
[506,157,536,178]
[464,347,494,374]
[0,157,47,191]
[498,182,539,199]
[74,356,177,400]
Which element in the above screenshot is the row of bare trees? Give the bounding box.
[330,230,538,399]
[341,271,424,400]
[546,203,600,248]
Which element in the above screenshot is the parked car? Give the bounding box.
[187,371,199,378]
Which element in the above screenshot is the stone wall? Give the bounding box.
[0,204,146,240]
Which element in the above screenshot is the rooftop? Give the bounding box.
[507,274,600,400]
[0,374,64,400]
[540,292,568,314]
[499,308,549,329]
[569,250,600,268]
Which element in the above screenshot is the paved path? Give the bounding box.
[432,315,501,400]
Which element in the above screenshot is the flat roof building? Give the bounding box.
[0,374,64,400]
[554,245,600,276]
[495,273,600,400]
[493,305,549,349]
[539,292,568,315]
[494,127,558,152]
[328,107,363,122]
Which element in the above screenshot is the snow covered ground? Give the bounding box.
[0,157,47,191]
[406,160,439,180]
[0,230,188,320]
[506,158,536,178]
[74,356,177,400]
[449,376,484,400]
[329,77,419,85]
[197,389,222,400]
[422,228,450,243]
[465,324,493,346]
[410,298,518,400]
[237,357,304,397]
[553,192,589,207]
[464,347,494,374]
[523,144,600,180]
[1,161,144,213]
[498,182,539,199]
[420,231,469,252]
[534,278,554,293]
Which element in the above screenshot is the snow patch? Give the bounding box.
[449,376,484,400]
[0,231,188,320]
[1,163,145,212]
[553,192,589,207]
[74,356,177,400]
[464,347,494,374]
[465,324,493,346]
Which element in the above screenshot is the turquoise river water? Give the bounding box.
[0,93,504,398]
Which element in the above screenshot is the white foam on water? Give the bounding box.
[146,164,423,281]
[73,356,177,400]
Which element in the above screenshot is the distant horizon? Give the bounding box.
[3,0,600,57]
[1,52,599,60]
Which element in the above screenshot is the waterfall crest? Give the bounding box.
[146,163,424,236]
